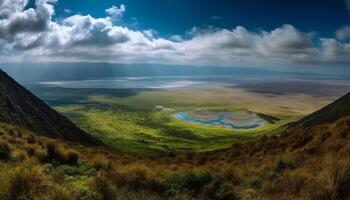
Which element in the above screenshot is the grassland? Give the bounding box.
[1,113,350,200]
[33,84,332,154]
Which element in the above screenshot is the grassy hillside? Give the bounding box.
[1,113,350,199]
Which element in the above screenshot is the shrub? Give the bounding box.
[325,158,350,200]
[262,171,308,196]
[106,165,162,193]
[201,181,239,200]
[57,165,83,176]
[214,183,239,200]
[45,187,74,200]
[35,149,47,163]
[248,176,261,190]
[220,166,241,185]
[164,171,213,196]
[124,166,152,191]
[273,159,287,175]
[9,129,21,137]
[45,142,79,165]
[65,150,80,165]
[12,151,26,162]
[75,186,102,200]
[6,165,47,200]
[93,158,112,171]
[93,176,117,200]
[26,146,35,157]
[0,141,11,161]
[27,135,36,144]
[46,142,60,162]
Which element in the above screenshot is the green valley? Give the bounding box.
[31,84,331,154]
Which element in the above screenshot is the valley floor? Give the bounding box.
[31,84,333,154]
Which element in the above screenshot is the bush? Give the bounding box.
[6,165,47,200]
[93,158,112,171]
[45,187,74,200]
[35,149,47,163]
[273,159,286,175]
[106,165,162,193]
[46,142,61,162]
[26,146,35,157]
[65,150,80,165]
[325,159,350,200]
[0,142,11,161]
[57,165,84,176]
[220,166,241,185]
[214,183,239,200]
[75,186,102,200]
[93,176,117,200]
[248,176,261,190]
[27,135,36,144]
[45,142,79,165]
[201,181,239,200]
[164,171,213,196]
[13,151,26,162]
[78,160,97,176]
[9,129,21,137]
[262,171,308,196]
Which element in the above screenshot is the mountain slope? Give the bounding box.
[293,92,350,127]
[0,70,99,145]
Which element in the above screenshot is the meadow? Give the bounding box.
[30,83,332,154]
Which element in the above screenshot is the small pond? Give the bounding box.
[174,110,265,130]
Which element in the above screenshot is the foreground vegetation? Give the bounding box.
[1,111,350,199]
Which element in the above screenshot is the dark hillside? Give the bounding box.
[294,92,350,127]
[0,70,99,145]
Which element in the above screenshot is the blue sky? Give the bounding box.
[1,0,350,71]
[54,0,349,38]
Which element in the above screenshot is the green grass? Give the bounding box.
[32,85,325,155]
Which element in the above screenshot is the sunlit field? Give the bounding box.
[30,82,335,154]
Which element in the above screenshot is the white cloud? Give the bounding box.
[336,26,350,41]
[0,0,349,68]
[143,29,157,39]
[105,4,125,21]
[63,8,71,14]
[169,34,182,42]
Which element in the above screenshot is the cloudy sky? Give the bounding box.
[0,0,350,70]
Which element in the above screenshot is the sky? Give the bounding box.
[0,0,350,71]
